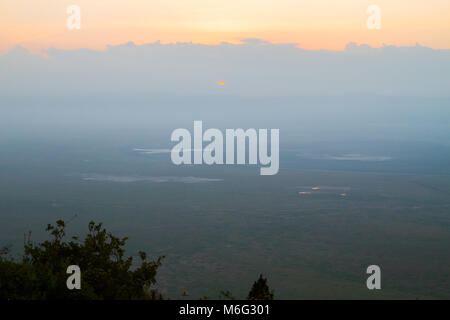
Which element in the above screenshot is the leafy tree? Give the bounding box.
[247,274,274,300]
[0,220,163,300]
[0,220,276,300]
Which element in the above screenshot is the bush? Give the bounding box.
[0,220,163,300]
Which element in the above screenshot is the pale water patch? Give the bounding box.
[328,154,392,161]
[81,174,222,183]
[298,153,392,162]
[133,148,172,155]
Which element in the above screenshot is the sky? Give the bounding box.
[1,0,450,53]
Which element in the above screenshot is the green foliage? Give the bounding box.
[247,274,274,300]
[219,275,275,300]
[0,220,276,300]
[0,220,163,300]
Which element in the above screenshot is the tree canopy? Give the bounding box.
[0,220,274,300]
[247,274,274,300]
[0,220,163,299]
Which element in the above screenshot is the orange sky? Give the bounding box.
[1,0,450,53]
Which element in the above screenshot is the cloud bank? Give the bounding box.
[1,40,449,98]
